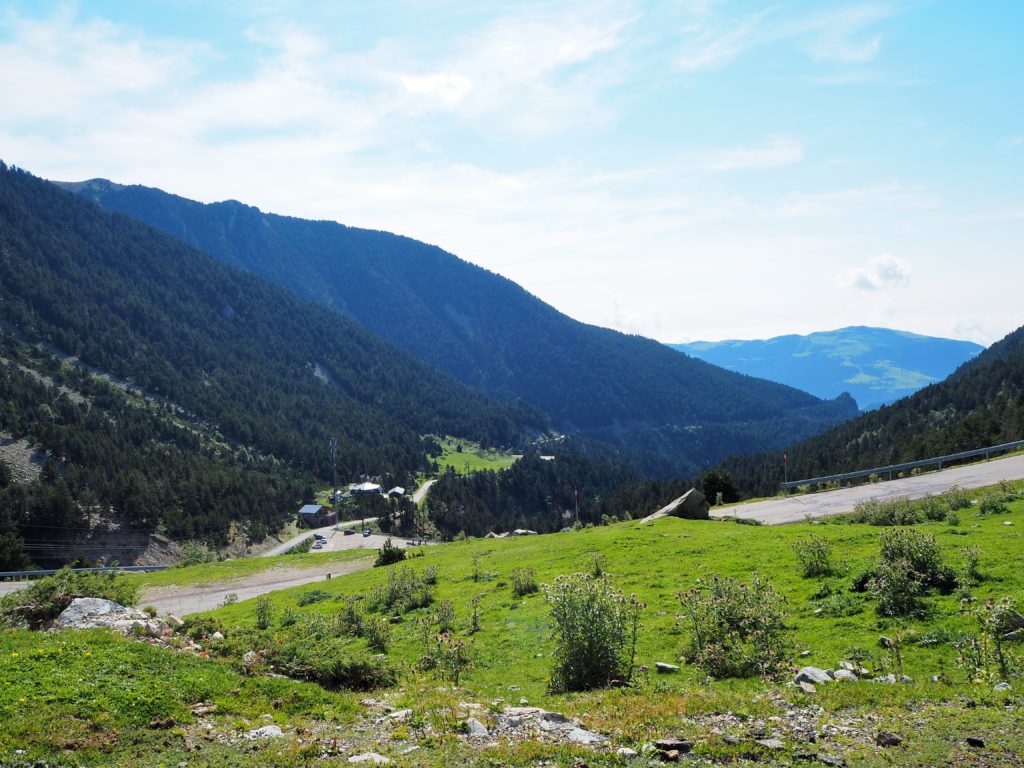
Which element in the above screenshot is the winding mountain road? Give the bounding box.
[711,453,1024,524]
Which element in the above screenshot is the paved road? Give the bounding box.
[138,559,373,616]
[413,479,436,505]
[711,453,1024,525]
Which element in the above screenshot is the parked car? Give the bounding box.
[311,541,323,550]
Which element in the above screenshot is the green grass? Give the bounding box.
[203,502,1024,704]
[126,548,373,590]
[5,486,1024,765]
[431,436,519,475]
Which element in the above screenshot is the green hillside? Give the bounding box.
[3,483,1023,766]
[58,178,858,475]
[0,163,550,565]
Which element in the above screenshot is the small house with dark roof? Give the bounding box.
[298,503,335,527]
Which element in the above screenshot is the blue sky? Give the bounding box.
[2,1,1022,345]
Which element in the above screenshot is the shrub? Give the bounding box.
[878,528,954,590]
[297,589,332,606]
[590,553,607,578]
[545,573,644,692]
[813,593,864,618]
[957,597,1024,683]
[470,594,482,633]
[179,615,224,641]
[792,535,840,578]
[977,493,1008,516]
[177,540,215,567]
[361,617,391,652]
[961,546,983,584]
[678,573,790,679]
[434,632,472,685]
[338,596,365,636]
[874,557,928,617]
[850,497,922,526]
[873,528,955,617]
[511,567,539,596]
[0,567,139,629]
[941,486,972,511]
[368,566,432,614]
[264,635,395,690]
[918,495,949,522]
[255,596,274,630]
[435,599,456,632]
[421,565,438,585]
[374,538,407,567]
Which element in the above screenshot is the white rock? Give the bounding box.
[833,670,858,682]
[211,631,224,640]
[348,753,390,765]
[465,718,489,738]
[566,727,606,746]
[794,666,833,685]
[616,747,638,756]
[994,682,1012,691]
[251,725,283,739]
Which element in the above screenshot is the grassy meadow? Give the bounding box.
[2,485,1023,765]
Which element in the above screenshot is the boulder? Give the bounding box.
[348,754,390,765]
[55,598,150,631]
[832,670,858,682]
[250,725,283,739]
[464,718,489,738]
[655,662,680,673]
[640,489,710,523]
[565,726,606,746]
[875,731,903,747]
[794,667,833,685]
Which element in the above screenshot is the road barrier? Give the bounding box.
[782,439,1024,493]
[0,565,169,581]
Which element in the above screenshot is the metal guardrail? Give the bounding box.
[782,439,1024,492]
[0,565,169,581]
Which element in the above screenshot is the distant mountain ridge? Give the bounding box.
[56,178,858,475]
[722,323,1024,497]
[671,327,984,411]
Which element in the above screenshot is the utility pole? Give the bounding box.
[329,437,338,509]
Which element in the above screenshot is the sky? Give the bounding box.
[1,1,1022,346]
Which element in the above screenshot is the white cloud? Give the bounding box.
[673,3,892,72]
[839,254,912,291]
[775,183,933,218]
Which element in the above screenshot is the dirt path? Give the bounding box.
[138,558,373,616]
[711,452,1024,524]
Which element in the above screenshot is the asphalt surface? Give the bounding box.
[710,453,1024,524]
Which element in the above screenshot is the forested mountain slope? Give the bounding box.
[0,163,549,564]
[723,323,1024,496]
[59,179,857,474]
[672,326,983,410]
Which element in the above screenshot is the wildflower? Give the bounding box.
[10,652,19,657]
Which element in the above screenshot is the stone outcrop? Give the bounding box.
[639,489,710,523]
[54,597,167,637]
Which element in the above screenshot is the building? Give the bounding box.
[387,486,405,498]
[350,481,383,495]
[298,503,336,528]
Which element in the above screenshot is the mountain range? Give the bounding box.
[56,177,857,475]
[723,323,1024,496]
[671,327,984,411]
